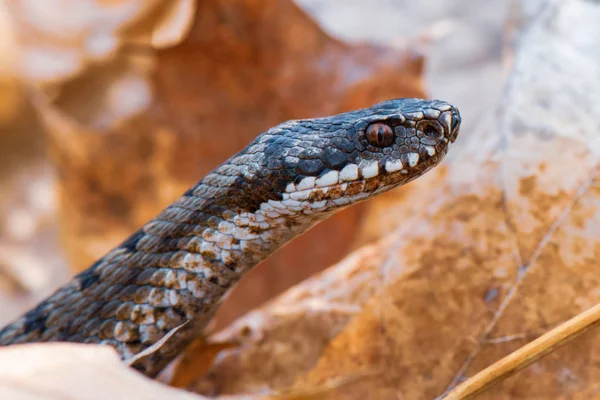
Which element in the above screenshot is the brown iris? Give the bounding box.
[365,123,394,147]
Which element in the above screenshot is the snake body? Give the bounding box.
[0,98,460,377]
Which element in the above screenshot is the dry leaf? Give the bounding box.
[187,244,394,394]
[443,302,600,399]
[4,0,192,87]
[150,0,197,49]
[0,1,64,326]
[267,373,379,400]
[0,1,21,123]
[171,338,240,389]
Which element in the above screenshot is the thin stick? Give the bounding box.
[442,302,600,400]
[125,321,189,366]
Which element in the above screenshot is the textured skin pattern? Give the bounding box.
[0,98,461,377]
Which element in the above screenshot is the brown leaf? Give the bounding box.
[171,337,240,389]
[0,2,21,123]
[443,302,600,399]
[187,243,394,394]
[266,373,379,400]
[150,0,197,49]
[0,2,66,326]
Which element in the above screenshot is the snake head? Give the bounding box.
[221,98,460,215]
[264,98,459,211]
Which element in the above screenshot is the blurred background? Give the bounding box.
[0,0,507,329]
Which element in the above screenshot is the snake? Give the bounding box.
[0,98,460,377]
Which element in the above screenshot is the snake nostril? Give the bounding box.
[416,120,444,142]
[424,125,439,139]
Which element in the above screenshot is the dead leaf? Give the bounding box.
[266,373,379,400]
[0,1,21,123]
[150,0,197,49]
[171,338,240,389]
[0,2,65,326]
[187,243,394,394]
[443,302,600,399]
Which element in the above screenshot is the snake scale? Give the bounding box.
[0,98,460,377]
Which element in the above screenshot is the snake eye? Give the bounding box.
[366,123,394,148]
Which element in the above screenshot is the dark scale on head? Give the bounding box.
[322,147,348,169]
[296,158,324,176]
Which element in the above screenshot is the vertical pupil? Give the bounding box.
[366,123,393,147]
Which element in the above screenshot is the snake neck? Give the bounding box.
[150,169,330,280]
[0,166,329,377]
[143,189,327,298]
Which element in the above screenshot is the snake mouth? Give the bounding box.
[281,154,445,211]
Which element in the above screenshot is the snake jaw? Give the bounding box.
[281,152,443,211]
